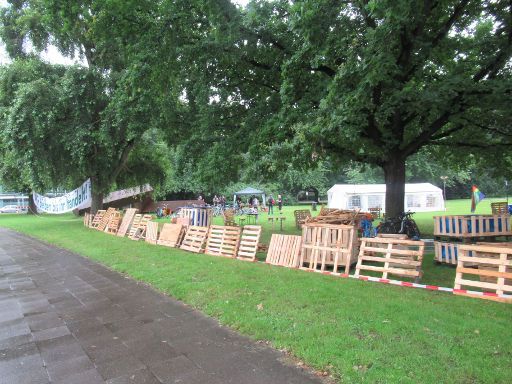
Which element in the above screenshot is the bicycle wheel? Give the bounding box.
[404,220,421,240]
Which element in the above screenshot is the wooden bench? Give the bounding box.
[369,207,382,219]
[491,202,509,215]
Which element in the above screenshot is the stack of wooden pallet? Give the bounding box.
[433,214,512,265]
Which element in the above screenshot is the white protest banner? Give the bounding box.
[33,179,92,214]
[103,184,153,203]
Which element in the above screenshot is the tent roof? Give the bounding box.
[234,187,265,195]
[328,183,442,194]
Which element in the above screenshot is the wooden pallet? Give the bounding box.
[96,207,117,232]
[237,226,262,262]
[178,207,212,227]
[117,208,139,237]
[355,237,425,282]
[128,214,143,238]
[91,210,106,228]
[299,224,357,274]
[145,221,159,245]
[265,234,302,268]
[157,223,185,247]
[83,212,93,227]
[129,214,153,240]
[205,225,242,258]
[434,241,460,265]
[106,211,122,234]
[294,210,312,229]
[455,244,512,303]
[180,226,209,253]
[433,215,512,238]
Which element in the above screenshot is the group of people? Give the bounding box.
[196,193,283,213]
[212,195,227,207]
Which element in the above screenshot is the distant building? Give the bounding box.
[327,183,445,213]
[0,185,29,209]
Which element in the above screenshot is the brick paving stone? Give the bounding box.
[0,228,323,384]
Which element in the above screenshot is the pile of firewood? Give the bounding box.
[305,208,372,225]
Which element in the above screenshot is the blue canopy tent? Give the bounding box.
[233,187,266,207]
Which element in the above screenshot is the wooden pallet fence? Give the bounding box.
[178,207,212,227]
[265,234,302,268]
[96,207,117,232]
[157,223,185,247]
[355,237,425,282]
[205,225,241,258]
[180,226,209,253]
[106,211,122,235]
[455,244,512,303]
[433,215,511,238]
[145,221,159,245]
[299,223,357,274]
[129,214,153,240]
[237,226,262,262]
[117,208,139,237]
[91,210,106,228]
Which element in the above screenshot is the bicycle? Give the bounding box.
[376,211,421,240]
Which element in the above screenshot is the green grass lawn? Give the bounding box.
[1,203,511,383]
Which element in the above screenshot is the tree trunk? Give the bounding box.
[90,191,104,214]
[28,192,37,215]
[89,178,104,214]
[382,156,406,219]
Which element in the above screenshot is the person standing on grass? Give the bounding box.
[267,195,275,215]
[277,194,283,212]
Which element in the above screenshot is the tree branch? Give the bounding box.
[109,140,136,184]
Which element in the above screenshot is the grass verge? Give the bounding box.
[1,213,511,383]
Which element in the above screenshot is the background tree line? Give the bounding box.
[1,0,510,215]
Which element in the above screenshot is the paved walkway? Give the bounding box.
[0,228,322,384]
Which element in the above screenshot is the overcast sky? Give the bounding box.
[0,0,248,66]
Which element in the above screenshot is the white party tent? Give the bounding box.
[327,183,444,213]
